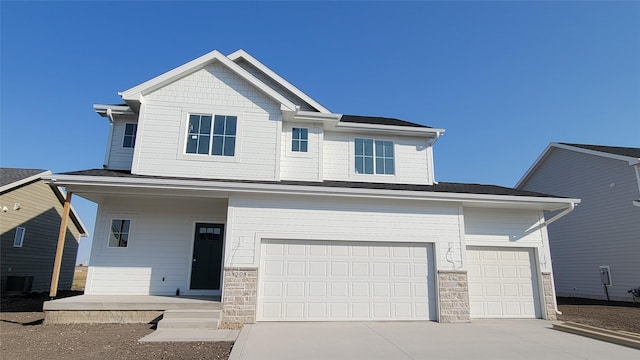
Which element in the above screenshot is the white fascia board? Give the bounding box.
[118,50,297,111]
[0,171,51,193]
[334,121,445,137]
[93,104,135,117]
[227,49,331,114]
[44,174,579,212]
[515,143,555,188]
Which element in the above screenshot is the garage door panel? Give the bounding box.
[258,240,435,321]
[467,247,541,319]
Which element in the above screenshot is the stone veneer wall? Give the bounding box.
[219,267,258,329]
[541,272,557,320]
[437,270,470,323]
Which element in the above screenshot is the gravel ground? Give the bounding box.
[2,293,639,359]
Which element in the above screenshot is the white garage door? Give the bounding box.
[467,247,541,318]
[258,240,435,321]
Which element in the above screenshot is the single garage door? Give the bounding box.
[258,240,435,321]
[467,247,541,318]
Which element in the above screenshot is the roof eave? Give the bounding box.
[0,170,51,193]
[334,121,445,136]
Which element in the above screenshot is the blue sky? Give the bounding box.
[2,1,639,264]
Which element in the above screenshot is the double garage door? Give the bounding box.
[258,240,436,321]
[467,247,542,318]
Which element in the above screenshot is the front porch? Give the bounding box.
[43,294,221,324]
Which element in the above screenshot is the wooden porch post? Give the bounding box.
[50,192,72,298]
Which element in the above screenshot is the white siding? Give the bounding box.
[322,131,432,185]
[132,62,282,180]
[280,123,321,181]
[86,196,227,295]
[105,117,136,170]
[226,194,462,270]
[520,148,640,301]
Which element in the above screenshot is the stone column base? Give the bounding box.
[541,272,557,320]
[219,267,257,329]
[437,270,470,323]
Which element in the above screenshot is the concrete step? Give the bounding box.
[157,318,220,329]
[553,322,640,350]
[162,309,221,319]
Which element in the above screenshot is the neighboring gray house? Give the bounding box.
[517,143,640,302]
[0,168,88,293]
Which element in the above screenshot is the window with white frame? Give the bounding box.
[354,138,395,175]
[123,123,137,148]
[186,114,237,156]
[292,127,308,152]
[13,227,25,248]
[108,219,131,248]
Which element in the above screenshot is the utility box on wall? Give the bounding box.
[599,266,611,286]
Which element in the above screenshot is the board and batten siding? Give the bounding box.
[105,117,136,170]
[131,61,282,181]
[279,122,321,181]
[519,147,640,301]
[86,196,227,295]
[225,194,462,270]
[0,181,80,292]
[322,131,433,185]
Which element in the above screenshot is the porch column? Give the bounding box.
[50,192,72,298]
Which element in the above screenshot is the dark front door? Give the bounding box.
[190,223,224,290]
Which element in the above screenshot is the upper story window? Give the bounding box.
[355,138,395,175]
[292,127,308,152]
[13,227,25,248]
[123,123,137,148]
[109,219,130,248]
[186,114,237,156]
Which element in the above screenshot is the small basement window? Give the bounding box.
[108,219,131,248]
[13,227,25,247]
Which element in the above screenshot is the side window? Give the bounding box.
[355,138,395,175]
[292,128,308,152]
[185,114,236,156]
[13,227,25,248]
[108,219,131,248]
[123,123,137,148]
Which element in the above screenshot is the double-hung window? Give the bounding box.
[186,114,237,156]
[123,123,137,148]
[292,127,308,152]
[355,138,395,175]
[109,219,130,248]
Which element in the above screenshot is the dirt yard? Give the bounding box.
[2,293,639,359]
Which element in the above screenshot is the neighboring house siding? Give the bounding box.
[280,123,321,181]
[105,117,136,170]
[226,194,462,269]
[86,196,227,295]
[0,181,80,292]
[322,131,432,185]
[520,148,640,301]
[133,62,282,180]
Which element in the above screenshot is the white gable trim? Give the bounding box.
[516,143,640,188]
[228,49,331,114]
[0,170,51,193]
[119,50,297,111]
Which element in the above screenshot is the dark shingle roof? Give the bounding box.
[0,168,48,188]
[560,143,640,159]
[62,169,563,198]
[340,115,432,128]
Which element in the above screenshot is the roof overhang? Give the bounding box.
[93,104,136,119]
[44,174,579,212]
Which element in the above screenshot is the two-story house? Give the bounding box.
[45,50,579,327]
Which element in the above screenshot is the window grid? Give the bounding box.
[355,138,394,175]
[186,114,212,155]
[292,127,308,152]
[212,115,237,156]
[123,123,137,148]
[109,219,130,248]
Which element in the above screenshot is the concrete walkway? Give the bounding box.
[229,320,639,360]
[139,329,239,342]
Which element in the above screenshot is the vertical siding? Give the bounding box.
[0,181,80,292]
[520,148,640,301]
[226,194,462,270]
[280,123,321,181]
[133,62,282,180]
[105,117,136,170]
[86,196,227,295]
[322,131,432,185]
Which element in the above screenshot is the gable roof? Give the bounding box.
[0,167,88,236]
[119,50,297,111]
[516,142,640,188]
[340,115,431,128]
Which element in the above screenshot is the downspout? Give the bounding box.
[427,131,443,184]
[103,109,115,168]
[544,202,577,226]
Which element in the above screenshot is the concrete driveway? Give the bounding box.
[229,320,638,360]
